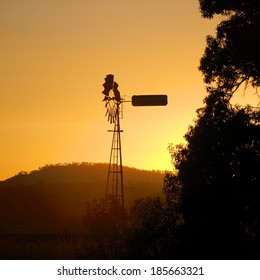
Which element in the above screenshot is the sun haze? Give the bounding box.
[1,0,256,180]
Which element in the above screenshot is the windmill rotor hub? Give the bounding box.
[102,74,122,123]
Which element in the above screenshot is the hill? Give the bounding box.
[0,162,165,234]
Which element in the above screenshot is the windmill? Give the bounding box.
[102,74,124,207]
[102,74,168,208]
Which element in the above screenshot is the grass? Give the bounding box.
[0,233,88,260]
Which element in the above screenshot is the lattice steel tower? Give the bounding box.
[102,74,124,207]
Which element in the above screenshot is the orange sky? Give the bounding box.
[0,0,258,180]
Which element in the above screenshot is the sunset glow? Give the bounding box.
[0,0,258,180]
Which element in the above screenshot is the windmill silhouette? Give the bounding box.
[102,74,124,207]
[101,74,168,208]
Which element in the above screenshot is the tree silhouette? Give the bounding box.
[161,0,260,259]
[127,190,183,259]
[167,91,260,259]
[84,198,127,259]
[199,0,260,94]
[128,196,164,259]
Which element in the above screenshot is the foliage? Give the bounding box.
[198,0,260,94]
[163,0,260,259]
[83,189,183,260]
[84,198,127,259]
[128,196,165,259]
[167,90,260,259]
[162,173,183,238]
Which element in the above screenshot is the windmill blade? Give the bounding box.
[102,74,114,96]
[113,82,121,102]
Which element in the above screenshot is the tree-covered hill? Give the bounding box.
[0,162,164,234]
